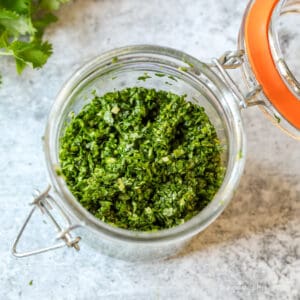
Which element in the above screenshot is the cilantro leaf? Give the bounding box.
[0,0,70,82]
[0,30,9,48]
[8,40,52,73]
[40,0,69,11]
[0,0,30,13]
[33,13,57,38]
[0,8,34,36]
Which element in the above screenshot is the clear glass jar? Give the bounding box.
[12,0,300,260]
[46,46,246,261]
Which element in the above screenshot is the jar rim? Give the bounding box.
[44,45,246,244]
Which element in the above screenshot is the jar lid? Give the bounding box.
[244,0,300,129]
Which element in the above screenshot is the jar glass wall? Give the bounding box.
[44,45,246,260]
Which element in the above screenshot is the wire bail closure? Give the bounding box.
[12,185,81,258]
[210,50,263,109]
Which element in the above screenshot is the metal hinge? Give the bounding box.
[210,50,264,108]
[12,185,81,258]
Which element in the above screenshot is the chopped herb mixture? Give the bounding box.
[59,87,224,231]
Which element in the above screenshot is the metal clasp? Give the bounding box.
[210,50,264,108]
[12,185,81,258]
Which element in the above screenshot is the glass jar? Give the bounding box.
[12,0,300,261]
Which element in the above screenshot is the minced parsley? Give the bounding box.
[59,87,224,231]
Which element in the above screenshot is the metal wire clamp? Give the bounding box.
[12,185,81,258]
[210,50,264,108]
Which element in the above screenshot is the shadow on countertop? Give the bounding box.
[175,160,300,258]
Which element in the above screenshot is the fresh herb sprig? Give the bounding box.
[0,0,69,81]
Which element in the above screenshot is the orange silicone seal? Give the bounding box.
[245,0,300,129]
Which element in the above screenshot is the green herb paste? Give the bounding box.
[59,87,224,231]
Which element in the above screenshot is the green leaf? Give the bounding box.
[33,12,58,38]
[0,0,70,81]
[15,56,27,73]
[8,40,53,73]
[40,0,69,11]
[0,8,34,36]
[0,30,9,48]
[0,0,31,15]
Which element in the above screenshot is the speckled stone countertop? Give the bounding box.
[0,1,299,299]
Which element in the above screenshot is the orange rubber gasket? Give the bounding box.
[245,0,300,129]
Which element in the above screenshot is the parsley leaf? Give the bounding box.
[0,0,31,14]
[0,8,34,36]
[40,0,70,11]
[0,0,69,82]
[9,40,53,73]
[33,13,58,38]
